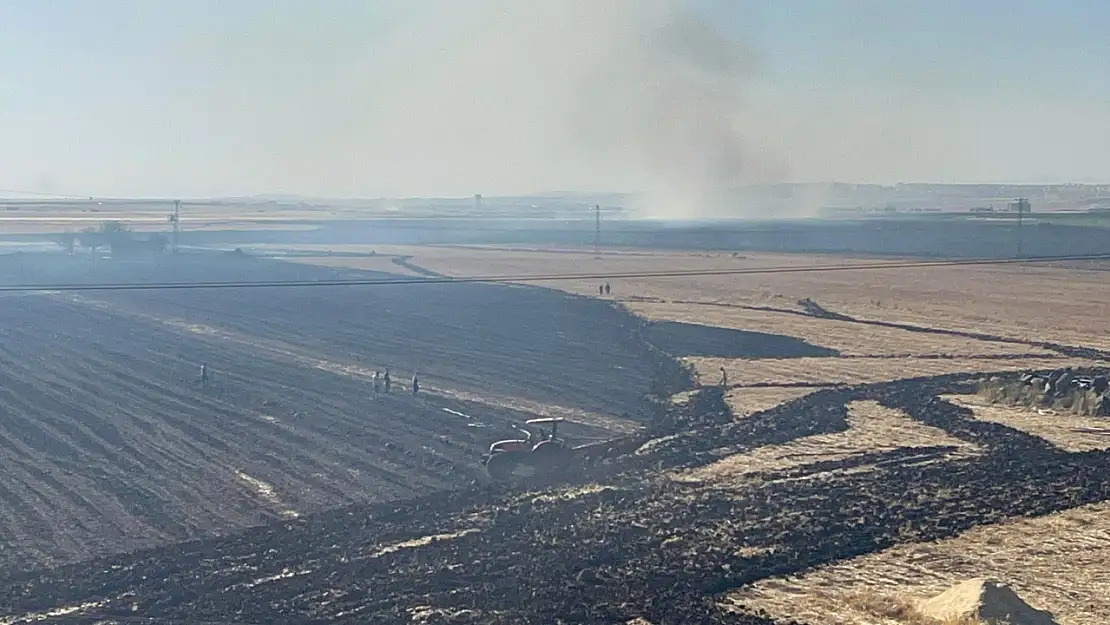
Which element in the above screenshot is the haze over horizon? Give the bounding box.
[2,1,1108,214]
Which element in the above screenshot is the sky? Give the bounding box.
[1,0,1108,202]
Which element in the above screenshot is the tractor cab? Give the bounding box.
[487,421,543,456]
[486,418,562,455]
[526,417,563,444]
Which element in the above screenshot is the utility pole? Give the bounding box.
[168,200,181,254]
[594,204,601,257]
[1015,197,1029,258]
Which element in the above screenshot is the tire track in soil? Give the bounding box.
[0,295,475,569]
[0,320,292,540]
[59,304,472,503]
[0,349,167,563]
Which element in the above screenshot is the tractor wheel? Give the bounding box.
[485,451,520,481]
[531,441,572,475]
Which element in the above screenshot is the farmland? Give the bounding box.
[0,253,665,571]
[0,237,1108,623]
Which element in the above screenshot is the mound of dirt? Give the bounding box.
[919,578,1058,625]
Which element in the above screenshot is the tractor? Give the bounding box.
[481,417,574,480]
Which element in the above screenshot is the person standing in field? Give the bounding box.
[720,366,728,388]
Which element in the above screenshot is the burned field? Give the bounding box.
[0,255,664,571]
[642,320,840,359]
[3,374,1110,625]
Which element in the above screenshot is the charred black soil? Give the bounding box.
[643,320,840,359]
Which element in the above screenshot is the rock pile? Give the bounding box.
[1015,369,1110,415]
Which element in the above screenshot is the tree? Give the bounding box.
[99,220,128,235]
[56,231,76,255]
[148,233,168,254]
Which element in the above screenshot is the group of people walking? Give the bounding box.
[196,361,422,399]
[372,369,420,397]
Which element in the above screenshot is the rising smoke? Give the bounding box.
[337,0,775,218]
[39,1,800,214]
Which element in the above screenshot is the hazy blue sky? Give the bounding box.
[1,1,1108,198]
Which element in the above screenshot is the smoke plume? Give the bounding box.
[313,0,772,217]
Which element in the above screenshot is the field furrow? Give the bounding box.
[0,258,659,571]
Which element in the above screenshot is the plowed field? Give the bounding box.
[0,255,664,571]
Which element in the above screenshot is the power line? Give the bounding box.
[2,253,1107,293]
[0,189,95,200]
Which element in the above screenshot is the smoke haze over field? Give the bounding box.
[2,1,1110,215]
[360,0,775,218]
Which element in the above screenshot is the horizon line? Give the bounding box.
[4,180,1110,203]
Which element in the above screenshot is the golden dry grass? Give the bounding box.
[673,401,978,486]
[629,303,1056,358]
[945,395,1110,453]
[725,386,826,416]
[727,500,1110,625]
[810,591,986,625]
[352,244,1110,352]
[694,356,1095,389]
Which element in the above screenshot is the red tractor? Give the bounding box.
[481,417,574,480]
